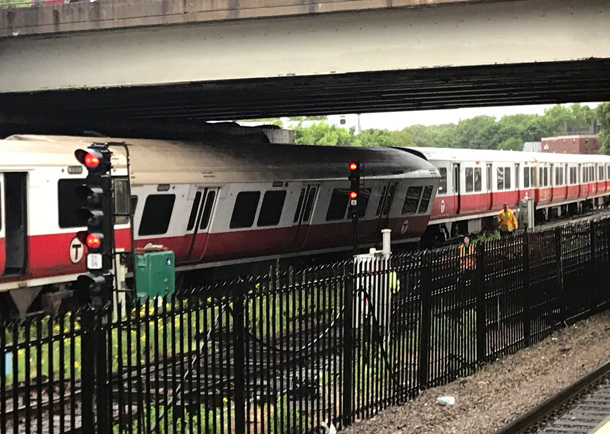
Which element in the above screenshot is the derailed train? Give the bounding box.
[0,135,439,317]
[1,134,610,318]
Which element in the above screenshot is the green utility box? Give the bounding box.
[135,250,176,298]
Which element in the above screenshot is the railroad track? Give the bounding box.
[494,359,610,434]
[2,319,343,433]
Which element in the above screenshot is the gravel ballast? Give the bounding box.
[342,310,610,434]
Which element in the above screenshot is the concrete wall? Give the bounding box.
[0,0,504,37]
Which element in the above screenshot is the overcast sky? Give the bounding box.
[353,102,601,131]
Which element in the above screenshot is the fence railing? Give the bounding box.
[1,218,610,433]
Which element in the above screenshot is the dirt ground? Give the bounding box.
[342,309,610,434]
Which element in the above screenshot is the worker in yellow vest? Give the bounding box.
[389,270,400,294]
[498,203,518,237]
[458,235,476,303]
[459,234,475,270]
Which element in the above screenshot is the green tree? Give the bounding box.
[294,122,357,146]
[358,129,399,147]
[598,103,610,155]
[0,0,29,8]
[497,137,523,151]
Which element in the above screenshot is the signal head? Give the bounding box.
[86,233,102,250]
[75,149,102,168]
[76,231,104,251]
[349,162,359,171]
[349,191,358,199]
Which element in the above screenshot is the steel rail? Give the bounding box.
[493,359,610,434]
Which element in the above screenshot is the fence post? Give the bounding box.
[417,251,432,389]
[233,284,247,434]
[522,233,531,347]
[80,309,95,433]
[590,221,598,311]
[475,243,486,363]
[95,309,110,434]
[555,227,566,324]
[342,263,354,427]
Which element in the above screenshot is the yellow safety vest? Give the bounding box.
[459,243,475,269]
[389,271,400,294]
[498,209,518,232]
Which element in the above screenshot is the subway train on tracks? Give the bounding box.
[410,147,610,243]
[0,135,439,318]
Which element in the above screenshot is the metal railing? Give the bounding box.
[1,218,609,433]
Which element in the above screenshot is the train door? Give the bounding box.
[185,187,219,262]
[3,173,27,276]
[292,184,319,249]
[515,164,521,203]
[452,163,461,214]
[486,163,493,210]
[376,182,397,234]
[0,174,4,273]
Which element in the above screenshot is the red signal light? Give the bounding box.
[84,153,100,169]
[349,162,358,171]
[349,191,358,199]
[86,234,101,249]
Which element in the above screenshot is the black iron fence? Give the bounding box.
[1,219,610,433]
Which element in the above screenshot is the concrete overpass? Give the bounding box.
[0,0,609,134]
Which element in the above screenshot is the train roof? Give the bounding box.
[408,147,610,164]
[3,135,437,184]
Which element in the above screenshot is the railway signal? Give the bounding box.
[74,144,114,308]
[349,161,361,255]
[349,161,360,218]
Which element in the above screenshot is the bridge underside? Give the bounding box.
[1,59,609,138]
[0,0,609,136]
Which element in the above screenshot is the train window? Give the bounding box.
[302,188,317,222]
[357,189,371,218]
[555,167,561,186]
[258,190,287,227]
[599,166,604,181]
[465,168,474,193]
[418,186,433,213]
[607,166,610,180]
[438,168,447,195]
[375,185,387,216]
[139,194,176,236]
[524,167,530,189]
[200,190,216,230]
[474,168,482,192]
[487,165,492,191]
[531,168,536,187]
[131,196,138,217]
[58,179,88,228]
[113,178,130,225]
[382,184,396,216]
[187,191,203,231]
[497,167,504,190]
[402,186,422,215]
[570,167,576,185]
[539,167,544,187]
[326,189,350,221]
[293,189,306,223]
[544,168,549,187]
[504,167,511,189]
[230,191,260,229]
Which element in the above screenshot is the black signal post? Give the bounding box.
[349,161,360,255]
[74,143,114,310]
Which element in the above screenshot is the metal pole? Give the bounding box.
[342,264,354,427]
[352,214,359,256]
